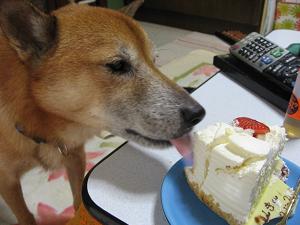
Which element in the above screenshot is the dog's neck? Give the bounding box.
[14,106,98,151]
[15,121,70,156]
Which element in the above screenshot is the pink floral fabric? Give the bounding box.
[36,203,74,225]
[15,203,74,225]
[274,1,300,30]
[192,64,219,77]
[0,136,126,225]
[48,151,104,181]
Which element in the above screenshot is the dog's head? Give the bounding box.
[0,0,205,147]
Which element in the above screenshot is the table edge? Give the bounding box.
[82,141,128,225]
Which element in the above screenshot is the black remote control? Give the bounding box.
[230,32,298,89]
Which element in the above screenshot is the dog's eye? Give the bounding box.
[106,60,131,74]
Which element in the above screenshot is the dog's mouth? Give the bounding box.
[124,128,194,161]
[124,128,193,151]
[125,129,170,146]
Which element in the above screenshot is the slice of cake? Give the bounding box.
[185,118,294,225]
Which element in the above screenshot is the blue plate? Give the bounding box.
[161,158,300,225]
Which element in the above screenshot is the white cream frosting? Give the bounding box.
[185,122,286,224]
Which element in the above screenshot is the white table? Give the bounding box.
[83,30,300,225]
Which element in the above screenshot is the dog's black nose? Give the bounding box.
[181,104,206,127]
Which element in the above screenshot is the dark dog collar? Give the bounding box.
[15,123,69,156]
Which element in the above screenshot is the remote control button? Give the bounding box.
[289,67,298,74]
[248,54,256,60]
[240,48,247,56]
[245,47,252,52]
[252,55,260,63]
[264,65,274,73]
[258,47,265,53]
[261,55,273,64]
[284,55,297,63]
[264,63,286,77]
[254,37,261,42]
[272,63,285,73]
[276,66,287,77]
[270,48,283,58]
[291,62,300,66]
[258,52,265,57]
[282,71,290,77]
[282,70,297,78]
[264,47,272,53]
[245,51,252,58]
[289,59,300,67]
[273,52,283,58]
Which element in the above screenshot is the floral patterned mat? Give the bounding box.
[275,2,300,30]
[0,49,219,225]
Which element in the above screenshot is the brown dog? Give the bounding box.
[0,1,205,224]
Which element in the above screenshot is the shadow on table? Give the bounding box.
[91,142,169,194]
[153,194,169,225]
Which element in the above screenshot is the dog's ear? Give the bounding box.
[118,0,144,17]
[0,0,57,62]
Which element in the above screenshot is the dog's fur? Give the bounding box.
[0,1,204,224]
